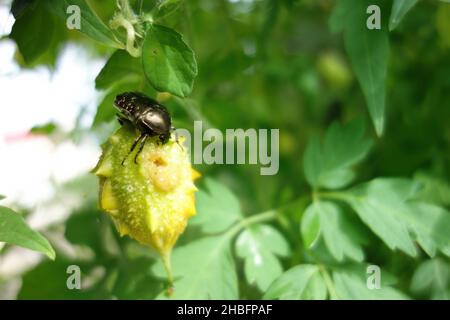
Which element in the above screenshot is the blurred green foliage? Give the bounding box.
[1,0,450,300]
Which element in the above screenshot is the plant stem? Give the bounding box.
[319,264,339,300]
[161,249,174,286]
[226,209,278,239]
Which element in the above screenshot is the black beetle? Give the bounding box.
[114,92,173,165]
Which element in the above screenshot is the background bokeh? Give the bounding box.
[0,0,449,299]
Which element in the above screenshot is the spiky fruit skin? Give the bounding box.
[93,124,198,257]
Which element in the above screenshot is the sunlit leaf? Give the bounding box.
[411,259,450,300]
[235,224,289,291]
[264,264,327,300]
[142,24,197,97]
[152,235,238,299]
[191,178,242,233]
[333,270,408,300]
[314,201,364,262]
[347,179,417,256]
[300,203,320,249]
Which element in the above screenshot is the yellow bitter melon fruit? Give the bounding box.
[93,124,199,282]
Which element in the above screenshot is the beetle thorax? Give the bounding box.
[140,109,171,134]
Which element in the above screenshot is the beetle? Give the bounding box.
[114,92,173,165]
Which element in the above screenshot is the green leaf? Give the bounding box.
[333,270,408,299]
[9,1,55,64]
[95,50,142,90]
[411,259,450,300]
[389,0,419,31]
[47,0,122,48]
[264,265,327,300]
[154,0,184,20]
[343,0,389,135]
[407,202,450,257]
[142,24,197,97]
[0,195,5,200]
[191,178,242,233]
[30,122,58,135]
[347,179,417,256]
[315,201,364,262]
[328,0,350,34]
[303,119,372,189]
[0,206,55,259]
[235,224,290,291]
[413,172,450,207]
[152,235,238,299]
[300,203,320,248]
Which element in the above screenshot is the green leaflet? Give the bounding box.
[264,265,327,300]
[95,50,142,90]
[305,201,364,262]
[10,1,55,64]
[47,0,122,48]
[329,0,389,135]
[152,235,238,299]
[333,270,408,300]
[0,206,55,259]
[142,24,197,97]
[303,119,372,189]
[235,224,290,291]
[411,259,450,300]
[389,0,419,31]
[190,178,242,233]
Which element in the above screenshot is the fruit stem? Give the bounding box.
[161,249,174,286]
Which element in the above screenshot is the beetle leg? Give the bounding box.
[121,133,144,165]
[116,113,126,126]
[134,134,148,164]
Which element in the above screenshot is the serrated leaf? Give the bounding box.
[152,235,238,299]
[410,259,450,300]
[154,0,184,20]
[9,1,55,64]
[301,203,320,248]
[406,202,450,257]
[95,50,142,90]
[0,206,55,259]
[315,201,364,262]
[235,224,289,291]
[264,264,327,300]
[333,270,408,300]
[47,0,121,48]
[347,179,417,256]
[142,24,197,97]
[191,178,242,233]
[389,0,418,31]
[343,0,389,135]
[303,119,372,189]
